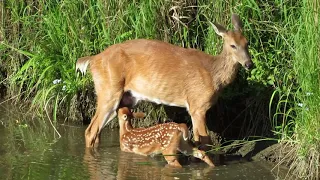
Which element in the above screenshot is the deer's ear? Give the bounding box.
[122,114,128,120]
[231,14,243,31]
[210,22,227,37]
[132,112,145,119]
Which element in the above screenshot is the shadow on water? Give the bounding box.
[0,103,289,180]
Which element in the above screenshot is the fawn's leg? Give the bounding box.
[163,133,182,168]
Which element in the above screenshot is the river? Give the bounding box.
[0,103,288,180]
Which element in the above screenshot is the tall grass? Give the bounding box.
[266,0,319,179]
[288,0,319,178]
[1,0,319,178]
[1,0,172,122]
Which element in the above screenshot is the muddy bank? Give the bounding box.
[211,139,293,176]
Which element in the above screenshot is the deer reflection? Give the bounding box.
[83,146,176,180]
[83,148,116,180]
[116,151,177,180]
[84,147,215,180]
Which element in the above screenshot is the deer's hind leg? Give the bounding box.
[85,89,123,148]
[162,132,182,168]
[85,67,124,147]
[85,51,128,148]
[162,150,181,168]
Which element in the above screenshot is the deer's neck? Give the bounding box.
[119,121,133,137]
[211,50,240,90]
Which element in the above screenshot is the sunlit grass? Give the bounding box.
[267,0,320,179]
[289,0,320,178]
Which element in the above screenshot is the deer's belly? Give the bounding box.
[130,90,185,107]
[124,143,165,156]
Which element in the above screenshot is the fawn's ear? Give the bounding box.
[132,112,145,119]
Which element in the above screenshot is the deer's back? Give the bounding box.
[90,39,216,107]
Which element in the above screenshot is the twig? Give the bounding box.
[45,97,61,138]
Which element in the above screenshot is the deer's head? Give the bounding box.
[211,14,253,70]
[117,107,146,123]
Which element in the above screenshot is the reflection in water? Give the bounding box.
[116,151,185,180]
[83,143,216,180]
[116,151,169,180]
[0,104,289,180]
[83,147,117,180]
[83,130,288,180]
[83,132,173,180]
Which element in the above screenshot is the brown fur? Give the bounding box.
[118,107,215,168]
[76,14,253,148]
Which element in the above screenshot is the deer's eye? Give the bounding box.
[230,45,237,49]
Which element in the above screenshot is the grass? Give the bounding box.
[0,0,319,179]
[288,0,320,178]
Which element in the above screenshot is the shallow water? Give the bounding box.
[0,104,288,180]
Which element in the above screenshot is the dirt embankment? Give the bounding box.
[209,138,293,169]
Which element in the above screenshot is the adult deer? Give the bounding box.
[76,14,253,148]
[117,107,215,167]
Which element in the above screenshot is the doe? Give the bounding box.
[76,14,253,148]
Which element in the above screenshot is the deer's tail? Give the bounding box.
[76,56,93,75]
[178,123,189,141]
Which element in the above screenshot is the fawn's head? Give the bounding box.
[117,107,145,122]
[211,14,253,70]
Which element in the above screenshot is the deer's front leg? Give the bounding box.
[190,109,212,150]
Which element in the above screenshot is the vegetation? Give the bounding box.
[0,0,319,179]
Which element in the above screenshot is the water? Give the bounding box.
[0,104,288,180]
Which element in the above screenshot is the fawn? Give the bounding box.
[117,107,215,168]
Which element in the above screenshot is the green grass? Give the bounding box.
[266,0,319,179]
[289,1,320,178]
[1,0,319,179]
